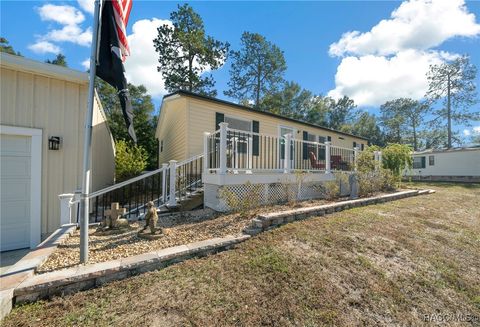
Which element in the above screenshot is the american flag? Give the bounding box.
[111,0,132,61]
[96,0,137,142]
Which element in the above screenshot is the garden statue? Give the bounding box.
[96,202,130,235]
[142,201,160,234]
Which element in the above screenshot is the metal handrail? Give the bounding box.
[89,166,167,198]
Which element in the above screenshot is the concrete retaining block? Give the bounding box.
[245,189,429,234]
[11,234,250,306]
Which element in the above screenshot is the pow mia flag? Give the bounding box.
[96,0,137,143]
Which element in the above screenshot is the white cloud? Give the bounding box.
[38,4,85,25]
[28,41,61,54]
[328,0,480,107]
[81,58,90,70]
[463,129,471,136]
[124,18,173,99]
[329,0,480,57]
[45,25,92,46]
[34,4,91,48]
[328,50,448,106]
[77,0,94,14]
[473,126,480,134]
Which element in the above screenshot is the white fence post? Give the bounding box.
[168,160,177,207]
[219,122,228,174]
[284,133,292,173]
[203,132,210,174]
[378,151,383,169]
[247,134,253,170]
[161,163,168,203]
[325,141,331,173]
[353,147,359,171]
[58,193,74,225]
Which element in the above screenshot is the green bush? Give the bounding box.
[357,169,396,197]
[115,140,148,181]
[381,143,412,178]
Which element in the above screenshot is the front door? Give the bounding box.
[279,126,295,167]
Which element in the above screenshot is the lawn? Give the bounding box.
[4,183,480,326]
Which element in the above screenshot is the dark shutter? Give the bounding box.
[252,120,259,156]
[421,156,426,169]
[215,112,224,130]
[353,141,357,148]
[327,136,332,142]
[303,131,308,160]
[361,144,364,151]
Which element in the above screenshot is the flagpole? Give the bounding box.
[80,0,101,263]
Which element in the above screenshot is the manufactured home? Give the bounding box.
[156,90,368,166]
[405,147,480,183]
[0,53,115,251]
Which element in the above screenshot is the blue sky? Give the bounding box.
[1,0,480,139]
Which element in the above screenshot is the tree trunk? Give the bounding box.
[413,123,417,151]
[188,57,193,92]
[255,64,261,108]
[447,74,451,148]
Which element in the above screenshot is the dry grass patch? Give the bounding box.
[4,183,480,326]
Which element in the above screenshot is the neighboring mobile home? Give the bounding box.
[156,90,368,165]
[0,53,115,251]
[405,146,480,183]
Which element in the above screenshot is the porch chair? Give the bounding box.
[309,151,325,169]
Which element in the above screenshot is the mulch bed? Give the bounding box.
[38,194,391,273]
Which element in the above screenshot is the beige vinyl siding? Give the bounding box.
[186,97,366,159]
[156,97,188,165]
[1,64,115,235]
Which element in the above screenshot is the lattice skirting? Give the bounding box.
[204,180,351,212]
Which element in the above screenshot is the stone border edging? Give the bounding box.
[12,234,250,305]
[1,224,77,320]
[244,189,435,234]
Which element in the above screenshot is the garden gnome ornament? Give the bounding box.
[143,201,159,234]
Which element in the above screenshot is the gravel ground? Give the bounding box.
[38,198,334,273]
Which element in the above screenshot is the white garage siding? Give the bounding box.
[0,53,115,244]
[0,127,42,251]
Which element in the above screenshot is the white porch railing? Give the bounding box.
[204,122,361,175]
[60,154,204,224]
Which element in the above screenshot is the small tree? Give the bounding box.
[225,32,286,107]
[0,37,22,56]
[153,4,229,96]
[426,55,479,148]
[45,53,67,67]
[381,143,413,178]
[115,140,147,181]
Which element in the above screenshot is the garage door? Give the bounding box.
[1,134,31,251]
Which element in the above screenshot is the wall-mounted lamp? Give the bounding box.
[48,136,61,150]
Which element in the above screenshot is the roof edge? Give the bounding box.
[163,90,369,141]
[0,52,88,84]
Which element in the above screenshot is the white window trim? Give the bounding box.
[0,125,42,249]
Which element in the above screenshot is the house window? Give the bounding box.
[413,156,426,169]
[160,140,163,153]
[225,115,252,154]
[225,115,252,132]
[429,155,434,166]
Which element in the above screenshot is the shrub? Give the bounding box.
[115,140,148,181]
[381,143,412,178]
[357,169,396,197]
